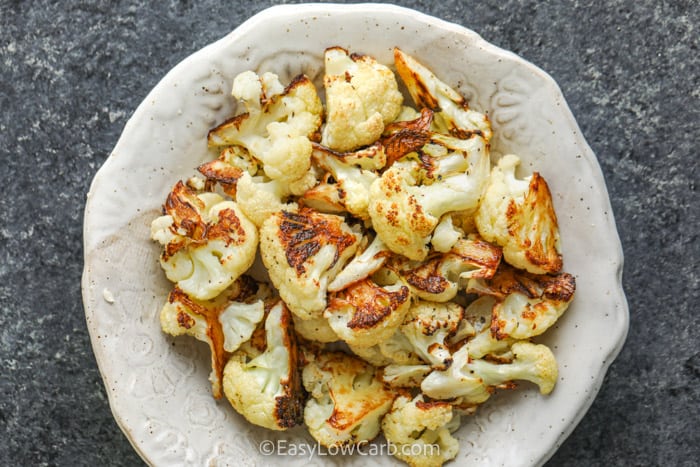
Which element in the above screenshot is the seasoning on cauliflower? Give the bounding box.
[159,275,268,398]
[328,233,392,292]
[222,300,304,430]
[381,364,433,388]
[324,277,411,348]
[368,132,490,261]
[292,314,339,344]
[467,263,576,340]
[475,154,564,274]
[302,350,397,447]
[260,208,361,319]
[421,341,558,404]
[381,107,434,167]
[150,180,258,300]
[459,295,514,360]
[394,47,492,142]
[401,300,467,370]
[321,46,404,152]
[208,71,323,184]
[381,394,460,467]
[394,236,502,302]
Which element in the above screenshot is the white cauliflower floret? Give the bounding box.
[381,364,433,388]
[368,132,490,261]
[324,278,411,348]
[328,234,392,292]
[302,350,397,447]
[196,145,259,196]
[475,154,563,274]
[234,172,298,227]
[394,47,492,142]
[223,300,304,430]
[150,181,258,300]
[430,215,463,253]
[321,46,403,152]
[208,71,323,184]
[292,314,339,344]
[460,296,514,360]
[381,394,460,467]
[421,341,558,404]
[260,208,361,319]
[159,276,268,398]
[467,263,576,340]
[306,143,380,220]
[394,236,502,302]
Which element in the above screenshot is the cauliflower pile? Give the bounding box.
[150,46,576,467]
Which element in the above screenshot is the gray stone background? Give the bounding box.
[1,0,697,465]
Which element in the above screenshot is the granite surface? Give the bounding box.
[0,0,697,465]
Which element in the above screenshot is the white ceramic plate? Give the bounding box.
[82,4,629,466]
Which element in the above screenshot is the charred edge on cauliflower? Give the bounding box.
[329,279,410,329]
[274,302,305,428]
[197,158,244,195]
[161,181,249,261]
[168,286,228,398]
[277,209,358,275]
[483,263,575,303]
[506,172,563,272]
[382,108,434,167]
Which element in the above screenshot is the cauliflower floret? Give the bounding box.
[159,276,268,398]
[467,263,576,340]
[400,300,468,370]
[368,132,490,261]
[150,181,258,300]
[421,341,558,404]
[394,47,492,142]
[328,234,392,292]
[302,350,397,447]
[260,208,361,319]
[395,236,502,302]
[324,278,411,348]
[292,313,339,344]
[306,143,380,219]
[322,47,403,152]
[430,215,463,253]
[475,154,564,274]
[208,72,323,184]
[196,145,259,196]
[460,295,514,360]
[234,172,298,227]
[223,300,304,430]
[381,364,433,388]
[381,394,460,467]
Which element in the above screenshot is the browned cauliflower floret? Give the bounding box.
[467,263,576,340]
[321,47,403,152]
[150,180,258,300]
[302,350,397,447]
[222,300,304,430]
[159,276,268,398]
[381,394,461,467]
[259,208,361,319]
[324,277,411,348]
[475,154,563,274]
[208,71,323,185]
[393,236,502,302]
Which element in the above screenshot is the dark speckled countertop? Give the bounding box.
[1,1,697,465]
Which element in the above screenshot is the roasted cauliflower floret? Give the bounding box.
[382,394,460,467]
[302,350,397,447]
[467,263,576,340]
[208,71,323,184]
[394,236,502,302]
[394,47,492,142]
[421,341,558,404]
[150,181,258,300]
[328,234,392,292]
[368,132,490,261]
[324,278,411,348]
[292,314,339,344]
[159,276,268,398]
[223,300,304,430]
[460,296,514,360]
[475,154,563,274]
[321,47,403,152]
[260,208,361,319]
[401,300,468,370]
[234,172,298,227]
[196,145,259,197]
